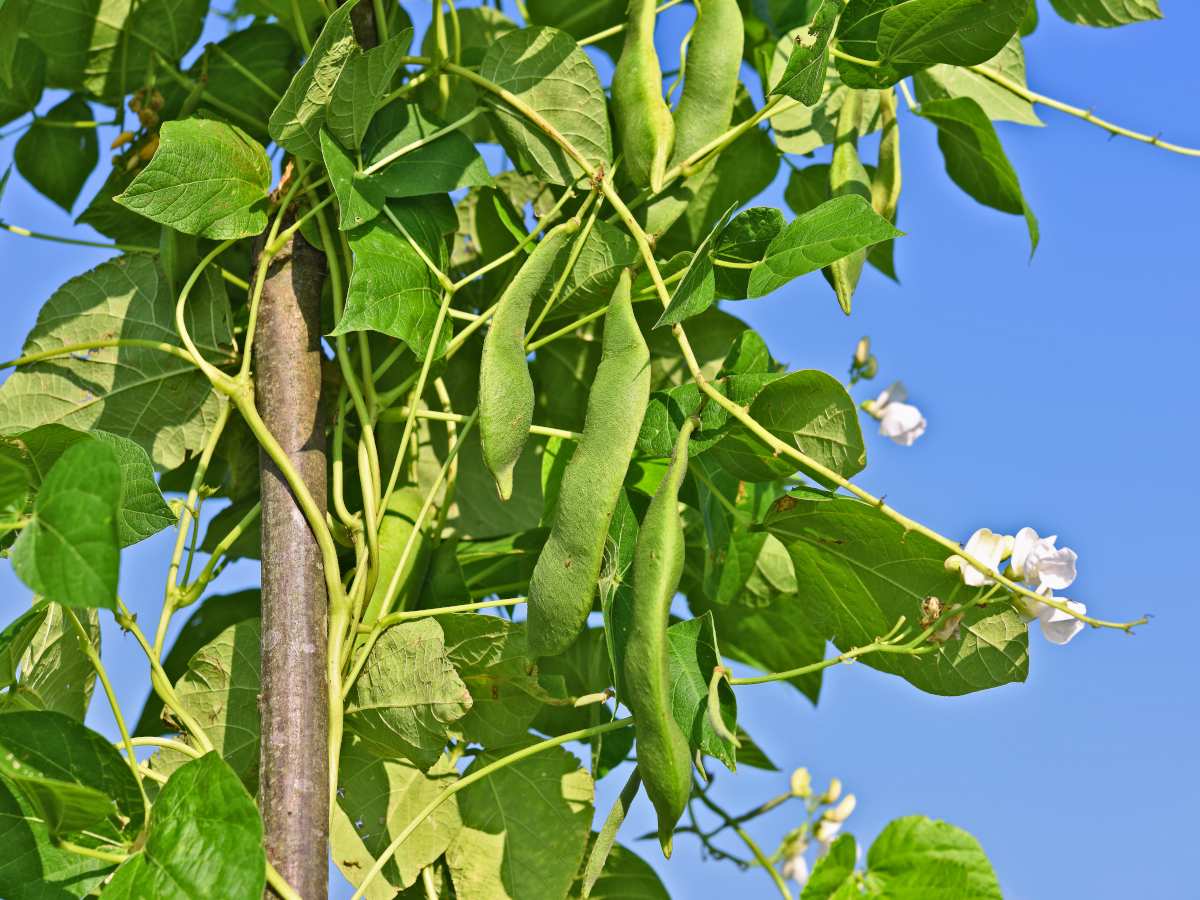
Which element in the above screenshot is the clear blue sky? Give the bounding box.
[1,3,1196,898]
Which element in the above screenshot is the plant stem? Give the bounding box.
[54,839,129,866]
[361,108,481,176]
[376,406,581,441]
[359,596,527,634]
[127,736,202,758]
[578,0,686,46]
[351,718,635,900]
[0,338,197,370]
[694,790,793,900]
[0,222,157,254]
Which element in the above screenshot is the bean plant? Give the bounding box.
[0,0,1184,898]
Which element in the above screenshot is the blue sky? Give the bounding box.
[1,3,1197,898]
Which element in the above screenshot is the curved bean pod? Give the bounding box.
[612,0,676,192]
[623,417,697,858]
[527,269,651,657]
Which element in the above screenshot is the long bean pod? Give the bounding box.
[612,0,676,192]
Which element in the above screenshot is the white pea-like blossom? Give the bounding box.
[1033,595,1088,645]
[815,817,843,844]
[781,848,809,886]
[869,381,927,446]
[945,528,1013,586]
[1010,526,1078,593]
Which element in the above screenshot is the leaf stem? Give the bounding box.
[54,839,128,866]
[0,222,157,254]
[578,0,686,46]
[358,596,528,634]
[350,717,635,900]
[266,859,304,900]
[126,736,202,758]
[376,405,581,441]
[0,338,198,370]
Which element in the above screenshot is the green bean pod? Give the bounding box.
[612,0,676,192]
[527,270,651,657]
[354,487,429,654]
[479,219,579,500]
[825,88,872,315]
[623,417,697,858]
[643,0,744,237]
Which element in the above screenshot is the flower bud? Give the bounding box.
[790,767,812,798]
[138,134,159,162]
[821,777,842,804]
[828,794,856,822]
[854,336,870,366]
[110,130,134,150]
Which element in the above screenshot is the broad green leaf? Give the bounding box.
[691,589,825,705]
[764,491,1029,695]
[0,0,31,88]
[478,26,612,185]
[332,739,461,898]
[333,200,453,357]
[268,1,358,160]
[152,619,261,792]
[571,841,670,899]
[0,449,29,521]
[770,53,883,155]
[344,618,472,769]
[133,590,260,736]
[538,219,639,322]
[0,777,114,900]
[0,710,143,838]
[656,205,737,328]
[0,40,44,127]
[0,254,233,469]
[6,425,174,546]
[326,29,414,149]
[5,605,99,721]
[709,370,866,484]
[666,613,738,770]
[320,126,387,230]
[440,613,543,747]
[918,96,1039,251]
[103,754,266,900]
[1049,0,1161,27]
[913,35,1042,126]
[446,741,593,900]
[878,0,1027,69]
[714,207,786,300]
[116,118,270,240]
[10,441,121,609]
[13,95,96,212]
[636,373,779,460]
[525,0,625,60]
[802,833,858,899]
[747,196,903,298]
[770,0,843,106]
[835,0,908,89]
[24,0,206,100]
[866,816,1002,898]
[0,603,47,689]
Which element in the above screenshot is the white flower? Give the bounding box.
[867,381,927,446]
[1010,526,1077,593]
[1036,596,1087,645]
[815,817,842,844]
[945,528,1013,586]
[782,849,809,886]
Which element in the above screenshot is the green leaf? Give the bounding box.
[152,619,261,792]
[9,441,121,609]
[867,816,1001,898]
[332,739,461,898]
[770,0,843,105]
[478,26,612,185]
[133,590,260,736]
[714,207,786,301]
[0,0,31,88]
[344,618,472,769]
[538,219,639,322]
[571,841,669,899]
[1049,0,1161,27]
[834,0,907,89]
[802,833,858,899]
[0,710,143,838]
[0,40,45,127]
[3,604,99,721]
[24,0,207,100]
[446,741,593,900]
[333,201,453,357]
[268,0,358,160]
[104,754,266,900]
[326,29,414,149]
[0,603,47,690]
[770,53,883,155]
[13,95,96,212]
[764,491,1029,695]
[115,118,270,240]
[666,613,739,770]
[0,776,114,900]
[440,613,543,747]
[360,101,493,200]
[75,166,162,248]
[918,96,1039,251]
[0,448,29,521]
[655,206,737,328]
[709,370,866,485]
[6,425,174,547]
[747,196,902,298]
[0,254,233,469]
[878,0,1027,69]
[913,35,1042,126]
